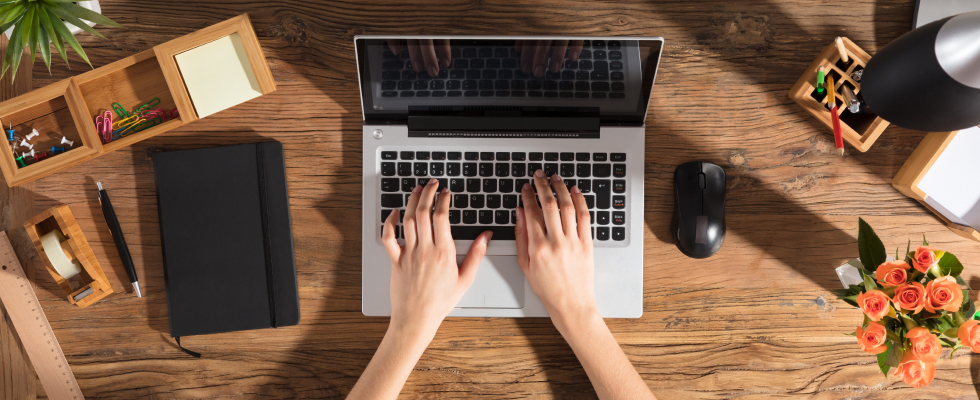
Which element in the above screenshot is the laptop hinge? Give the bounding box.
[406,107,601,138]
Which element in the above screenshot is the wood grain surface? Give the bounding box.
[1,0,979,398]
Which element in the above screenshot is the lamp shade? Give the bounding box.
[862,11,980,132]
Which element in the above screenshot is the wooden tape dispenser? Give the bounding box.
[24,205,113,307]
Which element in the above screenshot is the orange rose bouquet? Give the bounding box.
[835,218,977,388]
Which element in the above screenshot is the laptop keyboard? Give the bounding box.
[379,150,627,242]
[380,40,627,99]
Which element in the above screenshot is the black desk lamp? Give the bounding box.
[861,11,980,132]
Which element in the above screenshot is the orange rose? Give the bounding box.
[912,246,940,273]
[893,351,936,388]
[924,276,963,313]
[875,261,911,287]
[855,322,888,354]
[893,282,926,314]
[856,290,891,321]
[958,320,980,352]
[906,327,942,363]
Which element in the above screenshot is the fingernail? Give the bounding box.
[441,187,449,193]
[571,186,581,193]
[485,231,494,241]
[551,174,561,182]
[569,50,579,60]
[427,65,438,77]
[535,169,545,178]
[516,208,523,220]
[429,178,438,184]
[534,65,544,78]
[523,183,531,191]
[413,186,422,193]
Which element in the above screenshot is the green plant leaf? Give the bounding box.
[938,252,964,277]
[858,218,886,271]
[19,4,33,48]
[962,291,976,320]
[46,4,105,39]
[877,342,891,376]
[46,10,90,67]
[923,235,929,246]
[27,4,39,64]
[36,6,67,66]
[864,271,879,291]
[56,2,120,28]
[37,24,50,70]
[2,20,24,81]
[0,3,25,24]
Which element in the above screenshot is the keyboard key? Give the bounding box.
[560,81,573,91]
[545,152,559,161]
[593,153,607,162]
[467,178,481,192]
[611,71,624,81]
[414,80,428,90]
[430,162,444,176]
[470,194,485,209]
[527,163,542,176]
[511,80,525,90]
[447,79,462,89]
[402,178,415,192]
[613,180,626,193]
[591,82,610,91]
[613,196,625,209]
[495,80,509,90]
[400,151,415,160]
[516,179,530,191]
[592,92,606,99]
[560,152,574,161]
[546,71,561,80]
[579,60,593,70]
[381,194,403,208]
[576,152,591,162]
[382,71,401,80]
[463,163,477,176]
[577,164,591,178]
[398,80,413,90]
[448,152,462,160]
[480,152,495,161]
[471,59,485,69]
[450,226,516,240]
[450,179,465,192]
[463,210,477,224]
[597,211,610,225]
[478,210,493,224]
[499,70,513,79]
[560,92,574,98]
[613,164,626,177]
[414,162,427,176]
[596,227,610,241]
[578,179,591,193]
[529,152,543,161]
[503,58,518,69]
[593,164,611,177]
[544,81,559,90]
[610,61,623,70]
[512,163,526,177]
[612,227,625,241]
[594,179,611,209]
[479,47,493,58]
[512,152,526,161]
[496,90,510,97]
[487,194,501,208]
[580,50,592,59]
[463,80,478,90]
[528,80,543,90]
[611,153,626,161]
[499,179,514,193]
[503,195,518,208]
[416,91,430,98]
[565,179,576,191]
[381,162,396,176]
[544,163,558,176]
[416,151,430,160]
[382,209,393,222]
[449,210,461,224]
[382,60,403,70]
[398,162,413,176]
[495,152,510,161]
[608,40,621,49]
[432,151,446,160]
[454,194,469,208]
[613,211,625,225]
[483,179,498,193]
[447,162,460,176]
[480,91,494,97]
[584,195,595,209]
[479,80,494,90]
[495,163,510,177]
[560,164,575,177]
[612,82,625,92]
[382,80,397,91]
[575,81,590,91]
[465,152,479,160]
[590,71,608,80]
[483,70,497,80]
[382,178,399,192]
[382,91,398,97]
[455,59,469,69]
[437,178,448,191]
[479,163,494,177]
[449,91,462,97]
[577,70,591,81]
[610,51,622,60]
[495,210,509,224]
[562,70,575,80]
[593,50,607,60]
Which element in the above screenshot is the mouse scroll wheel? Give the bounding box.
[698,172,706,189]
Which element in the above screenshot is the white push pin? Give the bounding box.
[21,149,34,159]
[18,139,33,150]
[25,129,39,140]
[60,136,74,147]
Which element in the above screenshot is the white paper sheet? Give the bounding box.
[175,33,262,118]
[917,126,980,229]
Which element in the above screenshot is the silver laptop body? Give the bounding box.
[357,35,663,318]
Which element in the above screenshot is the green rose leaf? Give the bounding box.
[858,218,886,272]
[938,252,964,277]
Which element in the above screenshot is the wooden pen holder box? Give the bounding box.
[24,205,113,308]
[788,37,889,152]
[0,14,276,186]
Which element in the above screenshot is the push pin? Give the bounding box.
[5,123,14,141]
[34,152,48,161]
[18,139,33,150]
[60,136,74,147]
[21,149,35,159]
[52,146,65,154]
[15,156,25,168]
[25,129,39,140]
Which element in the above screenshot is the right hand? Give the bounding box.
[515,170,598,330]
[515,40,585,78]
[387,39,452,78]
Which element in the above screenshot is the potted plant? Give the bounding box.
[0,0,120,81]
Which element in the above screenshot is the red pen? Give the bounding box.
[827,76,844,156]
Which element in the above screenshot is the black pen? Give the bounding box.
[97,182,141,297]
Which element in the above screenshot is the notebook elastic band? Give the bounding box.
[256,144,278,328]
[175,337,202,358]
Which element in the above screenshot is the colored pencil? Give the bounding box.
[827,76,844,156]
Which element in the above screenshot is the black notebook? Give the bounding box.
[153,142,299,338]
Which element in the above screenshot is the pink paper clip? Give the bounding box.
[95,110,113,143]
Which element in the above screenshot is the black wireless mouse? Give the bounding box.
[672,161,726,258]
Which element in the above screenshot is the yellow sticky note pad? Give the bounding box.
[175,33,262,118]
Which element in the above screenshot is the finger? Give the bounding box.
[571,186,592,242]
[567,40,584,61]
[550,173,577,237]
[532,40,551,78]
[382,209,402,264]
[533,169,563,235]
[414,178,440,246]
[387,40,402,56]
[550,40,569,72]
[436,39,452,68]
[407,39,424,73]
[514,208,531,273]
[418,39,440,77]
[521,179,546,240]
[402,185,422,250]
[521,42,535,74]
[458,231,492,289]
[432,187,453,245]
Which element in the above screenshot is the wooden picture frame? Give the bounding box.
[0,13,276,187]
[893,130,980,242]
[24,205,114,308]
[789,37,889,152]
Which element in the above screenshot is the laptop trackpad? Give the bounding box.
[455,255,525,309]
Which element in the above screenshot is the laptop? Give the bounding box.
[357,36,663,318]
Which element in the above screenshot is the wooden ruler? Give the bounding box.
[0,231,84,400]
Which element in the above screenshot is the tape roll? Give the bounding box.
[40,230,82,281]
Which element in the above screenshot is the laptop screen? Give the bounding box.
[355,36,663,126]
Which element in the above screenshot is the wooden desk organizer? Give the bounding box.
[0,14,276,186]
[24,205,113,308]
[789,37,889,152]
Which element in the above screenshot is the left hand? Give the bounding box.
[382,179,492,332]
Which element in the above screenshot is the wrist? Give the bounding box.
[550,304,602,336]
[389,314,443,345]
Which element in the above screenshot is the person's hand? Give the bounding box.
[382,179,492,333]
[515,170,597,331]
[387,40,452,78]
[514,40,585,78]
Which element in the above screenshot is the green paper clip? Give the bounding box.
[133,98,160,115]
[112,102,130,119]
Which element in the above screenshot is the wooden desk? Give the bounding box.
[2,0,978,398]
